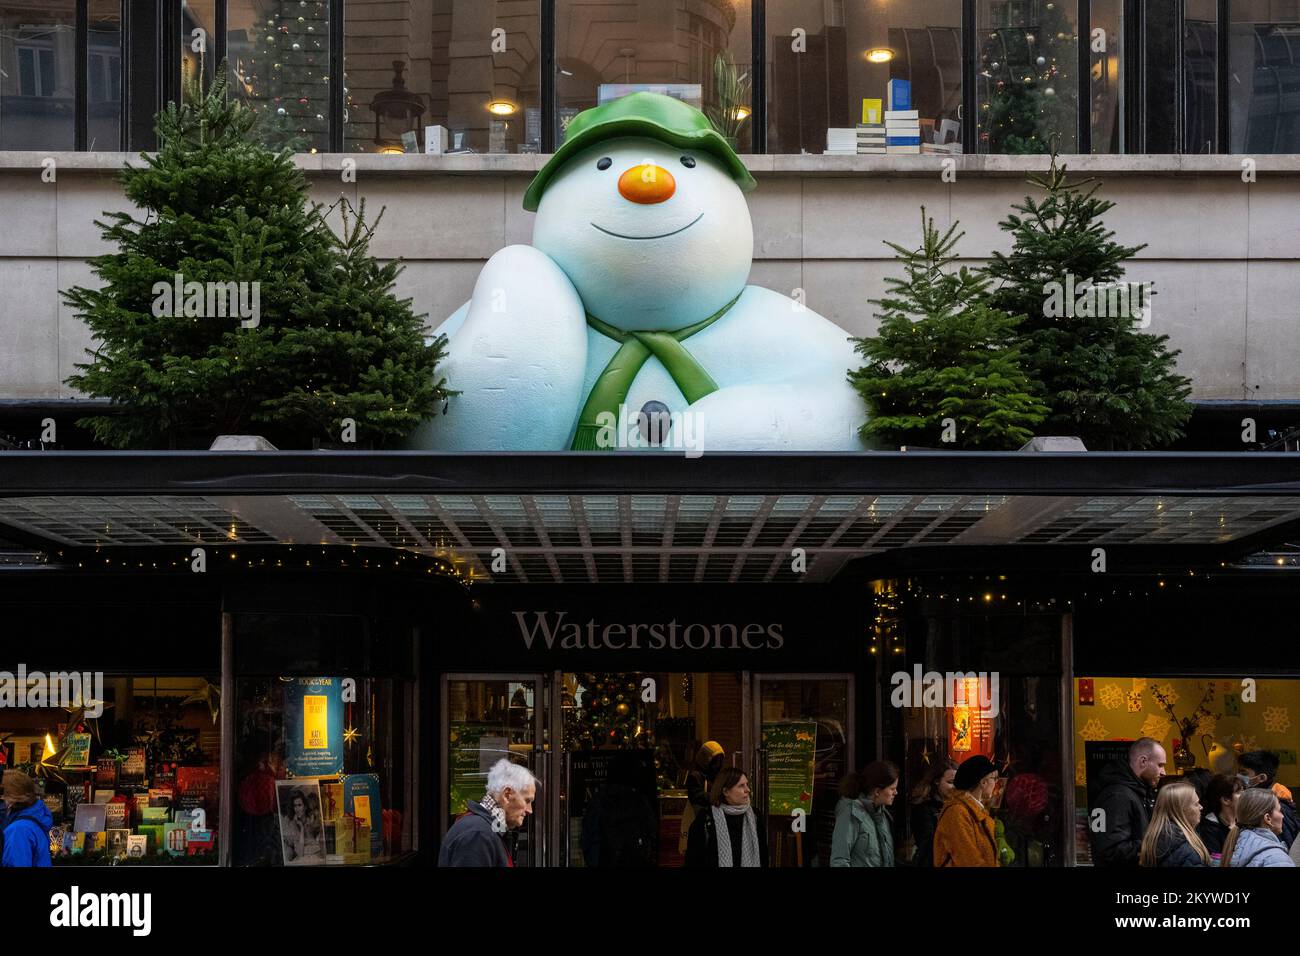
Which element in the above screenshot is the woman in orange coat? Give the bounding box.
[933,755,1000,867]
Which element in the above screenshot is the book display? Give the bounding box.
[824,80,963,156]
[0,676,222,866]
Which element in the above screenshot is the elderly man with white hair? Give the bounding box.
[438,758,537,867]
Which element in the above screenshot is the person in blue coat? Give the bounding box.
[2,770,52,867]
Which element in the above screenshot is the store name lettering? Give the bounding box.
[513,611,785,652]
[889,665,1000,718]
[0,665,104,718]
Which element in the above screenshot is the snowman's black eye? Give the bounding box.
[596,157,612,170]
[680,156,696,168]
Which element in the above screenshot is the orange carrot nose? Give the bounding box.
[618,164,676,204]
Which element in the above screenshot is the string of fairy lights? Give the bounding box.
[869,569,1246,657]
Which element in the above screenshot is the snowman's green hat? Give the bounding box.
[522,91,756,212]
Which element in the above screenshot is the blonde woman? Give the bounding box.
[1139,782,1210,867]
[1221,788,1296,867]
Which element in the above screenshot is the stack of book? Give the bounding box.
[857,123,886,154]
[885,79,921,155]
[824,128,858,155]
[923,141,963,155]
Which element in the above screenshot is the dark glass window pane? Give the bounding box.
[343,2,541,155]
[182,0,217,103]
[977,0,1078,154]
[1183,0,1217,153]
[88,0,123,150]
[229,0,331,153]
[556,0,752,153]
[1089,0,1123,152]
[767,0,962,155]
[1229,1,1300,153]
[0,2,75,149]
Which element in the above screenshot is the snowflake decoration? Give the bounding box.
[1155,684,1179,707]
[1263,706,1291,735]
[1140,714,1169,742]
[1079,718,1109,741]
[1233,734,1258,752]
[1132,678,1147,693]
[1127,692,1143,713]
[1195,713,1217,737]
[1098,684,1125,710]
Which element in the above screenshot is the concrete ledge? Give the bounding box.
[0,151,1296,177]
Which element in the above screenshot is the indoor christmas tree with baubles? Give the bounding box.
[573,674,646,750]
[979,0,1078,153]
[234,0,330,151]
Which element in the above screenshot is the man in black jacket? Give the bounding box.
[1089,737,1164,866]
[439,758,537,867]
[1238,750,1300,849]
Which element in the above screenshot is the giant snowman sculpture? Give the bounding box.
[413,92,867,452]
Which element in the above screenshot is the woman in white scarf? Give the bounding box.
[684,766,766,867]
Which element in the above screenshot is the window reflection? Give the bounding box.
[343,1,540,155]
[557,0,752,152]
[1230,0,1300,154]
[88,0,121,151]
[0,1,75,150]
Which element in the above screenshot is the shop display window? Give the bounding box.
[232,613,415,866]
[977,0,1079,153]
[556,1,753,153]
[766,0,962,156]
[879,582,1066,867]
[0,675,222,865]
[341,1,541,155]
[1073,675,1300,864]
[228,0,332,152]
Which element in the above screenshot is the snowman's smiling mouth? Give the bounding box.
[590,212,703,240]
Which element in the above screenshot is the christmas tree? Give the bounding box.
[573,674,645,750]
[230,0,330,151]
[63,64,450,449]
[850,210,1048,450]
[980,0,1078,153]
[984,153,1192,449]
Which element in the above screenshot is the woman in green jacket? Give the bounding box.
[830,760,898,867]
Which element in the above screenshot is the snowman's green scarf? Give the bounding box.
[570,290,742,451]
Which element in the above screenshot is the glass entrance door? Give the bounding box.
[557,671,749,867]
[752,674,854,867]
[441,674,548,867]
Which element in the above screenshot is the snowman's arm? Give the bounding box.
[423,245,588,451]
[686,377,869,452]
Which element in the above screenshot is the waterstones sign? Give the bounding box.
[513,611,785,652]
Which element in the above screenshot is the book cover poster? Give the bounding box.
[120,748,147,785]
[73,802,107,833]
[283,678,344,777]
[104,800,128,829]
[344,773,382,859]
[126,834,148,859]
[107,829,130,859]
[276,780,326,866]
[62,732,92,768]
